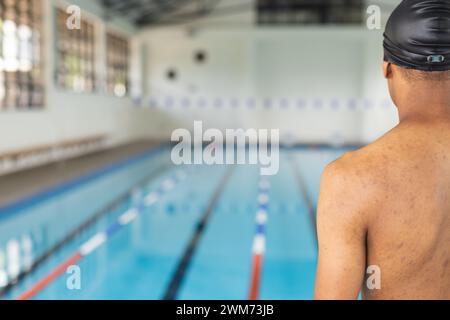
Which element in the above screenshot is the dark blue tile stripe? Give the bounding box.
[0,145,167,221]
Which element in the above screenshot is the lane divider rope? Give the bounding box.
[0,163,170,298]
[248,178,270,300]
[16,170,188,300]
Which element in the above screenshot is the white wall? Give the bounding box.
[0,0,154,154]
[136,24,399,145]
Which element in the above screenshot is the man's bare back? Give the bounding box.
[331,120,449,299]
[314,0,450,300]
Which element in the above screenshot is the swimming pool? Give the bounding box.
[0,146,346,300]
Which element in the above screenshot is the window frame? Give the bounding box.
[54,1,99,94]
[0,0,46,111]
[105,28,130,98]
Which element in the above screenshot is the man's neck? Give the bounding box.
[396,85,450,122]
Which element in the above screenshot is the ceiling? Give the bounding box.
[100,0,400,28]
[100,0,225,27]
[257,0,364,25]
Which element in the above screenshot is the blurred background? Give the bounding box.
[0,0,402,300]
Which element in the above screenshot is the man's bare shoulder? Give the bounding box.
[319,127,412,219]
[323,125,422,190]
[322,140,391,195]
[318,149,381,226]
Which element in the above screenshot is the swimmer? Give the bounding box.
[315,0,450,300]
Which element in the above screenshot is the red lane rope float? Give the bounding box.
[16,171,186,300]
[17,253,82,301]
[249,254,263,301]
[248,178,270,300]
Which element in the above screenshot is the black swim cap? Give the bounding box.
[383,0,450,72]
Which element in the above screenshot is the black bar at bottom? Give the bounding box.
[0,300,442,318]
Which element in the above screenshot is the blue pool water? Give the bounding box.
[0,147,347,300]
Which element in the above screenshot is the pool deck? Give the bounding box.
[0,140,162,209]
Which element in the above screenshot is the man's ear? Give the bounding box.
[383,61,392,79]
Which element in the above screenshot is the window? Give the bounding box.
[0,0,44,110]
[55,8,95,93]
[106,32,128,97]
[257,0,363,25]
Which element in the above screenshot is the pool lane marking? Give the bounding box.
[0,163,171,298]
[163,166,235,300]
[16,171,187,300]
[249,178,270,300]
[290,156,318,248]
